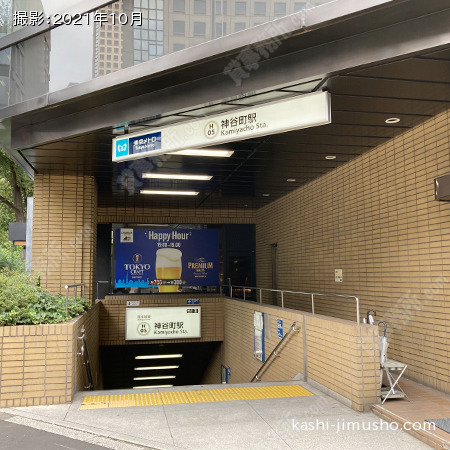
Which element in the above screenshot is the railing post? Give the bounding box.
[355,297,360,325]
[311,293,315,315]
[243,287,246,301]
[230,285,233,298]
[65,285,69,313]
[259,289,262,304]
[281,291,284,309]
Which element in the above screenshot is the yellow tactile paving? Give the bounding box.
[80,384,313,410]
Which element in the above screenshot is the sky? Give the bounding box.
[40,0,95,91]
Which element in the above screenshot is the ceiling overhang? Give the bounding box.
[2,0,449,210]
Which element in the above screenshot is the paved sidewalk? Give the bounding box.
[0,381,431,450]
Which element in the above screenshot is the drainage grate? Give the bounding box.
[426,418,450,434]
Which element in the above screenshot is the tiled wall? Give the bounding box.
[32,174,98,300]
[201,343,223,384]
[99,294,224,345]
[97,206,256,224]
[0,305,99,408]
[255,109,450,393]
[207,298,379,412]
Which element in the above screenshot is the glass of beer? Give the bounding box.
[155,248,182,293]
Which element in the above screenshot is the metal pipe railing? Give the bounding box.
[77,325,95,390]
[224,284,360,325]
[65,283,84,313]
[251,321,300,382]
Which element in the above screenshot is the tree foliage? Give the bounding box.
[0,148,33,269]
[0,148,33,223]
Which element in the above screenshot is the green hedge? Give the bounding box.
[0,269,89,325]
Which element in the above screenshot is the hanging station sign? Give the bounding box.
[125,306,201,340]
[112,91,331,162]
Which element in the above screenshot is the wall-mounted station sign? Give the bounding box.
[112,91,331,162]
[125,306,201,340]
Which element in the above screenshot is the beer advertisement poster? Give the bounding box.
[115,228,219,290]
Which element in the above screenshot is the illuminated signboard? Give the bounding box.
[115,228,219,290]
[112,92,331,162]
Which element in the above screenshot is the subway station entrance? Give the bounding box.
[0,0,449,415]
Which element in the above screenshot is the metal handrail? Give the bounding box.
[64,283,85,313]
[224,284,360,325]
[77,325,94,390]
[251,321,300,382]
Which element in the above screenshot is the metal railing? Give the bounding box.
[77,325,94,390]
[224,284,360,325]
[64,283,84,313]
[251,321,300,382]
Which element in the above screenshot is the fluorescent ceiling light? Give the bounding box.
[140,190,199,196]
[133,376,176,380]
[135,365,179,370]
[135,354,183,360]
[133,385,173,389]
[173,149,234,157]
[142,173,212,181]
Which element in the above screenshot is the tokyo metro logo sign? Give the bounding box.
[115,138,129,157]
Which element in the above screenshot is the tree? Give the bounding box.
[0,0,12,36]
[0,148,32,223]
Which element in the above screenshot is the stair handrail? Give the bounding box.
[77,325,94,390]
[251,321,300,382]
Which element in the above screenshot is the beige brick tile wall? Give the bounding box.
[201,343,223,384]
[97,206,256,224]
[0,307,98,407]
[99,294,224,346]
[256,109,450,394]
[32,174,97,300]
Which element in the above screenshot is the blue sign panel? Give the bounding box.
[114,132,162,159]
[254,311,265,362]
[115,228,219,290]
[187,299,200,305]
[277,319,283,338]
[129,131,161,155]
